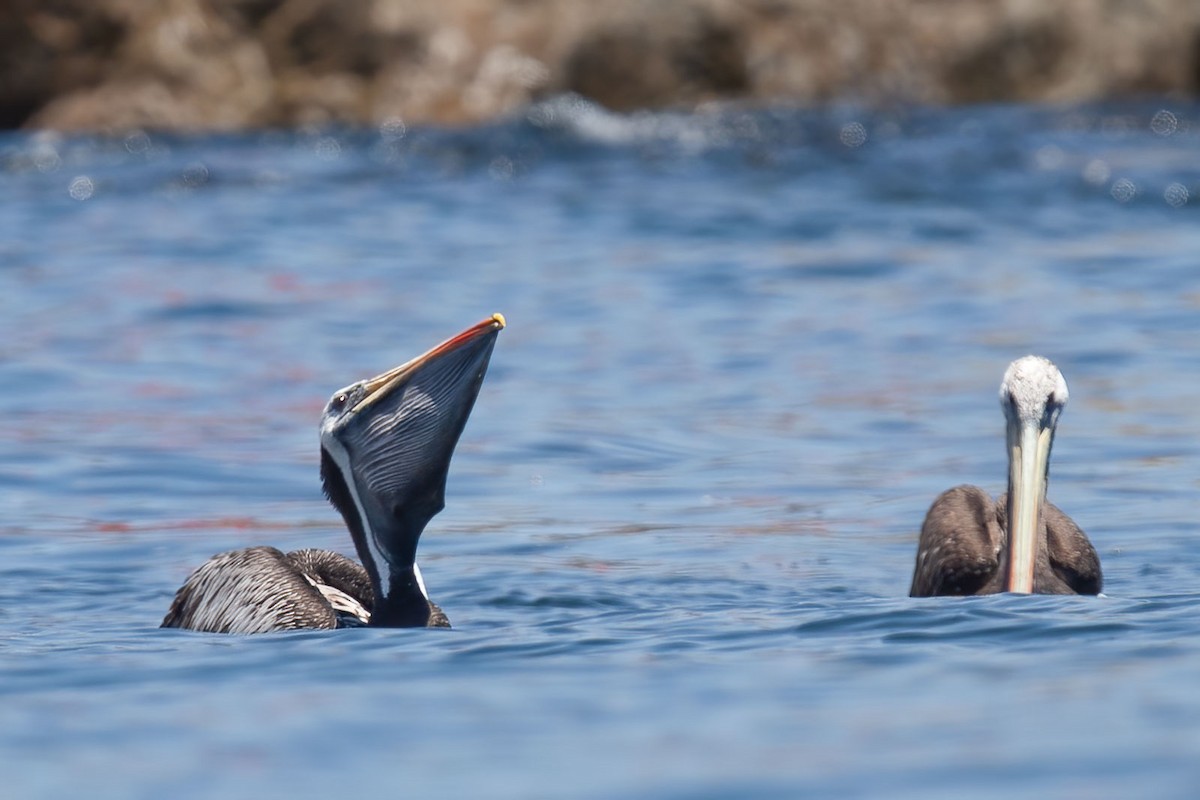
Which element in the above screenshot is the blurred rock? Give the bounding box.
[1,0,1197,132]
[562,7,749,111]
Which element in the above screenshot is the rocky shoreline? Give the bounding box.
[2,0,1198,132]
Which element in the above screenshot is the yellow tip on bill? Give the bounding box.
[491,312,507,329]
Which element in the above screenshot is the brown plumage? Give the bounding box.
[910,486,1101,596]
[909,356,1102,597]
[161,547,448,633]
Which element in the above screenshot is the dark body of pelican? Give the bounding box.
[162,315,505,633]
[910,355,1101,597]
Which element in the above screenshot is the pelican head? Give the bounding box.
[318,314,505,626]
[998,355,1068,593]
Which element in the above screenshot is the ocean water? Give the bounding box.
[2,97,1199,798]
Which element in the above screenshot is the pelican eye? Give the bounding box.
[330,392,350,413]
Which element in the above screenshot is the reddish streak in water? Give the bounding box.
[134,382,190,398]
[269,273,299,292]
[90,516,300,534]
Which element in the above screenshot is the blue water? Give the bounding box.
[3,96,1200,798]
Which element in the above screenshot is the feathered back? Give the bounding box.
[162,547,360,633]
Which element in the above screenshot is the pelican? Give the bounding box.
[909,355,1101,597]
[161,314,506,633]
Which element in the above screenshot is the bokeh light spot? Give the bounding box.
[839,122,867,148]
[1110,178,1137,203]
[489,155,515,180]
[1164,182,1189,208]
[1034,145,1064,170]
[68,175,94,201]
[380,117,407,141]
[314,136,342,160]
[181,163,210,187]
[1082,159,1110,185]
[124,131,151,154]
[33,144,61,173]
[1150,109,1178,136]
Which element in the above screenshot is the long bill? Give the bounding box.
[320,313,506,626]
[351,313,506,416]
[1005,418,1053,593]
